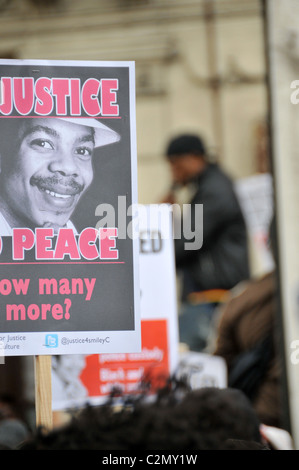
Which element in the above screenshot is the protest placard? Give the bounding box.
[0,59,140,358]
[52,204,179,410]
[234,173,274,274]
[176,351,227,390]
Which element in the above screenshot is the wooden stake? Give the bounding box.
[34,355,53,430]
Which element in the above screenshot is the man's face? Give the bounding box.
[168,154,203,186]
[0,118,95,229]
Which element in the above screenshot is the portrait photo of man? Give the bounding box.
[0,117,120,235]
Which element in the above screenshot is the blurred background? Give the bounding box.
[0,0,284,444]
[0,0,269,197]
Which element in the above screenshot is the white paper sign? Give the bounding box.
[52,204,179,410]
[0,59,140,357]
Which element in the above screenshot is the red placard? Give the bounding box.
[80,319,169,397]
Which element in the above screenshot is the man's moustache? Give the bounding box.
[30,175,84,195]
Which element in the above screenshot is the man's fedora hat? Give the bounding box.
[59,117,120,148]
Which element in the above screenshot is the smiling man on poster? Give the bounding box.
[0,116,119,235]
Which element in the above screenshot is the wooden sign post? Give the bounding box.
[34,355,53,430]
[0,59,139,438]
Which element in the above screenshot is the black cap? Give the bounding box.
[166,134,206,158]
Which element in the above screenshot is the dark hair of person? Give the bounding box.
[165,134,206,160]
[19,378,265,451]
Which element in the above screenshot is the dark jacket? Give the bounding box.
[214,271,283,428]
[175,163,250,299]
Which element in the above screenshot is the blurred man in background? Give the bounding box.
[163,133,250,351]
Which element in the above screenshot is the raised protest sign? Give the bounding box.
[176,351,226,390]
[234,173,274,275]
[0,59,140,357]
[52,204,179,410]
